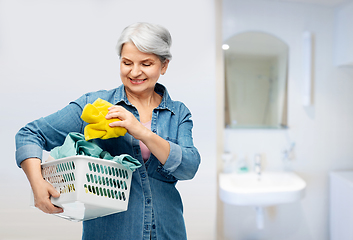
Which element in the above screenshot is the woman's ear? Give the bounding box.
[161,60,170,75]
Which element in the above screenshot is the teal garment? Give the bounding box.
[50,132,141,172]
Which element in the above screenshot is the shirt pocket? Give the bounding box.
[154,164,177,183]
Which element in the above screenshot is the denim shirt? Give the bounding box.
[15,83,201,240]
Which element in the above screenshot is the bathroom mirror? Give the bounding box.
[224,31,288,129]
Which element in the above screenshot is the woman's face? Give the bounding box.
[120,42,169,96]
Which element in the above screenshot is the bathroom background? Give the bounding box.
[0,0,217,239]
[218,0,353,240]
[1,0,353,240]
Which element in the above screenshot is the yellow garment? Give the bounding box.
[81,98,127,141]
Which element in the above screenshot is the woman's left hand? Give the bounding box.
[105,105,149,140]
[106,105,170,164]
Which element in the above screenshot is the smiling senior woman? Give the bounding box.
[15,22,201,240]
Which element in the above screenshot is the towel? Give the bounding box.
[81,98,127,141]
[50,132,141,172]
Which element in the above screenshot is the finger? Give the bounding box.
[48,186,60,199]
[109,120,125,128]
[107,105,125,112]
[108,105,125,111]
[47,204,64,214]
[35,197,63,214]
[46,185,63,213]
[43,203,63,214]
[106,106,125,117]
[106,111,125,120]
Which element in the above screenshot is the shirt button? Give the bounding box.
[152,129,156,133]
[152,224,156,229]
[146,198,151,204]
[141,173,146,178]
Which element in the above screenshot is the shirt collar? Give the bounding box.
[114,83,175,114]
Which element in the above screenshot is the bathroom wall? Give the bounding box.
[220,0,353,239]
[0,0,217,239]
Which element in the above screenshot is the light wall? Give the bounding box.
[0,1,217,239]
[220,0,353,239]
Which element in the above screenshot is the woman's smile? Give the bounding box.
[129,78,146,84]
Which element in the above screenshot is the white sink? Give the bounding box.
[219,171,306,206]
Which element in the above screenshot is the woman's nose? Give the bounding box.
[130,65,142,77]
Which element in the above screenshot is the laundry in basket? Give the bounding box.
[32,133,141,222]
[40,156,134,221]
[49,132,141,172]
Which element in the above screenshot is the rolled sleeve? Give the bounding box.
[15,144,43,167]
[14,95,88,168]
[162,141,182,173]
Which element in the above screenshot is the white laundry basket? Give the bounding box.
[36,155,133,221]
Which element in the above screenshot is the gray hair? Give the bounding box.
[116,22,172,62]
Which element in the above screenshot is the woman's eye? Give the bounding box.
[123,62,132,65]
[142,63,152,67]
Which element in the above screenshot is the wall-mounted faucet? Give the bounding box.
[254,154,261,179]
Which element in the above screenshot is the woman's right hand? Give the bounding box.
[21,158,63,214]
[31,178,63,214]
